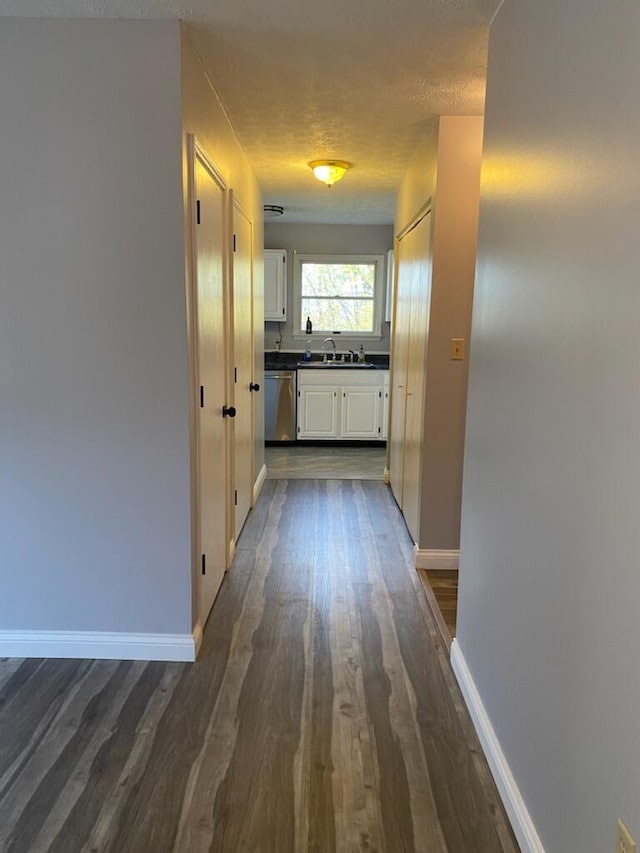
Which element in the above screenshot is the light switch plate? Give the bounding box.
[450,337,465,360]
[617,818,637,853]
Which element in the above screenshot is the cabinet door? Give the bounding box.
[342,386,381,439]
[381,379,390,440]
[264,249,286,321]
[298,386,339,438]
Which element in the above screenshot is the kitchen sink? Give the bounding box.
[296,361,376,369]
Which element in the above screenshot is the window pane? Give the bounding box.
[301,263,375,298]
[301,297,374,332]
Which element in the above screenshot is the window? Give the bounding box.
[293,253,385,338]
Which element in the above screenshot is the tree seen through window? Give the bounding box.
[300,262,376,333]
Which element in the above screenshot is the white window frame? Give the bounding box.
[292,253,385,340]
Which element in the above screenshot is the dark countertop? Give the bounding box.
[265,351,390,371]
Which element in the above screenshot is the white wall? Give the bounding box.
[264,222,393,353]
[0,20,192,636]
[420,116,483,551]
[457,0,640,849]
[394,125,438,233]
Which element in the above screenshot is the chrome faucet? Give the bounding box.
[323,337,336,361]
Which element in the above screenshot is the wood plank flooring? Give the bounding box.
[0,480,517,852]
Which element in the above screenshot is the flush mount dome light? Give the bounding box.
[309,160,352,188]
[263,204,284,218]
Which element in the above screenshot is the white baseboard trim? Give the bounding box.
[0,628,200,662]
[414,547,459,571]
[450,640,545,853]
[253,463,267,504]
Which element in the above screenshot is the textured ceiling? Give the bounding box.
[0,0,498,224]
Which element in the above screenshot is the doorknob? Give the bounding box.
[222,405,237,418]
[249,382,260,392]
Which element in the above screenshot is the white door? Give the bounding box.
[390,237,412,504]
[389,209,432,541]
[403,212,432,540]
[232,196,254,541]
[194,151,228,628]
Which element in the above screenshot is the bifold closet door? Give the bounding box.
[231,197,254,541]
[390,210,432,542]
[193,152,228,628]
[390,242,411,507]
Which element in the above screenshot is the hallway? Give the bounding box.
[0,480,516,852]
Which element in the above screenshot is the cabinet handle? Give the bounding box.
[249,382,260,392]
[222,405,237,418]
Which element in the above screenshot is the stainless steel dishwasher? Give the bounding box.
[264,370,296,441]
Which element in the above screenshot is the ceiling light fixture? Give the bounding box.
[263,204,284,218]
[309,160,352,188]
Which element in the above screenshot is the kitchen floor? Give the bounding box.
[0,480,518,852]
[265,444,386,479]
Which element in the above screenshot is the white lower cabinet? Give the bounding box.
[297,369,388,440]
[342,386,381,439]
[382,373,390,440]
[298,386,339,438]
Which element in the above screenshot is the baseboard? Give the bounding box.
[414,547,459,571]
[450,640,545,853]
[253,463,267,504]
[0,628,200,662]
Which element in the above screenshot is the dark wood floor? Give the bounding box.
[0,480,517,852]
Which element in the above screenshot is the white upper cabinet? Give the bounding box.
[264,249,287,321]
